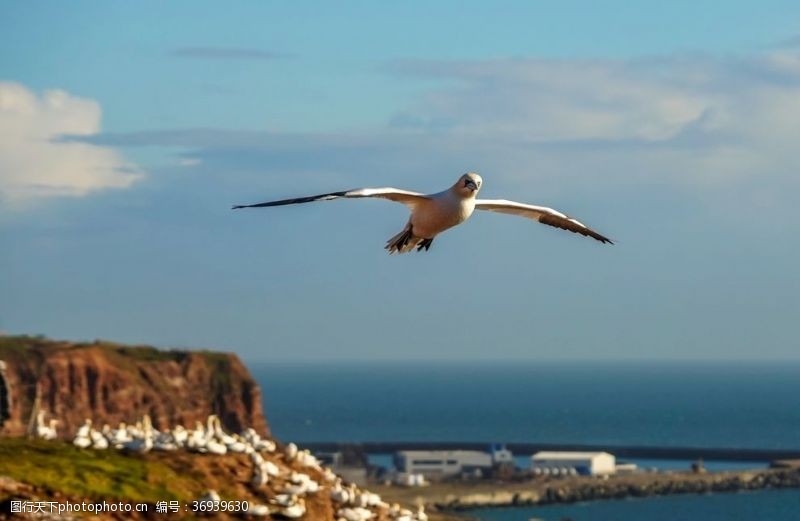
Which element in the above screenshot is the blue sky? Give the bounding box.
[1,2,799,361]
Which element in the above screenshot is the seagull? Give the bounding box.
[233,172,612,253]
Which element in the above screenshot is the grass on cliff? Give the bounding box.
[0,438,199,502]
[0,335,190,364]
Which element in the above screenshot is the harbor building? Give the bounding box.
[531,451,616,476]
[395,445,513,478]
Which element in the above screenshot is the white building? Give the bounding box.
[395,450,493,477]
[531,451,616,476]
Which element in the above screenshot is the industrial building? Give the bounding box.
[531,451,616,476]
[395,445,513,478]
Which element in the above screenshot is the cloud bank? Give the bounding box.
[383,52,800,190]
[49,49,800,222]
[0,82,142,206]
[77,51,800,194]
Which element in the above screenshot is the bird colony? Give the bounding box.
[33,411,428,521]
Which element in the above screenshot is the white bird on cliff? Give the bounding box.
[270,493,297,508]
[275,498,306,519]
[121,415,153,453]
[76,419,92,439]
[251,465,269,488]
[35,411,58,440]
[205,438,227,455]
[251,451,265,467]
[250,504,270,517]
[330,480,351,504]
[282,471,319,495]
[284,442,298,461]
[255,437,276,452]
[73,433,92,449]
[90,429,109,449]
[212,416,238,446]
[122,431,152,453]
[263,460,281,477]
[296,449,322,470]
[322,467,337,483]
[109,422,132,446]
[154,431,179,451]
[233,172,613,253]
[337,507,375,521]
[73,419,93,448]
[241,428,276,452]
[388,504,413,521]
[201,415,227,455]
[172,425,189,446]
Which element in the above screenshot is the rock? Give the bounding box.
[0,335,269,437]
[514,490,540,504]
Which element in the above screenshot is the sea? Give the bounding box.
[252,361,800,520]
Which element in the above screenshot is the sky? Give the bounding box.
[1,1,799,362]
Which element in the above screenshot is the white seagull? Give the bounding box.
[233,172,612,253]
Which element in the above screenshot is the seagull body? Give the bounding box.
[263,460,281,477]
[76,419,92,439]
[233,172,612,253]
[35,411,58,440]
[90,429,109,449]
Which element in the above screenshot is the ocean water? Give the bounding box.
[252,361,800,519]
[470,489,800,521]
[254,361,800,448]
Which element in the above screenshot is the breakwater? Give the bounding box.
[374,468,800,513]
[445,469,800,510]
[303,441,800,462]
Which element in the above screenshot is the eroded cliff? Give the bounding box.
[0,335,268,438]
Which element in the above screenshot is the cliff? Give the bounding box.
[0,335,268,438]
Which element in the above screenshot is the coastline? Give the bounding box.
[375,467,800,515]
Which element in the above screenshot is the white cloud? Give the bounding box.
[50,51,800,209]
[0,82,142,206]
[392,58,708,141]
[382,51,800,196]
[178,157,201,167]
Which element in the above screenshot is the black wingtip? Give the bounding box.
[232,205,245,210]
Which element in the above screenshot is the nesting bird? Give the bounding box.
[34,411,58,440]
[57,414,428,521]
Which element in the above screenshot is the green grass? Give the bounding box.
[0,335,188,364]
[110,345,186,363]
[0,438,199,503]
[0,335,44,358]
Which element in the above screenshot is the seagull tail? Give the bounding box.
[385,225,424,255]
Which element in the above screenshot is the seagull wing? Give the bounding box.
[233,188,429,210]
[474,199,613,244]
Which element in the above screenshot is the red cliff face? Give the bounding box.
[0,336,269,438]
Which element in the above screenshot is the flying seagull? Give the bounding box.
[233,172,612,254]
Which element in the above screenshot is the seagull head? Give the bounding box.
[456,172,482,197]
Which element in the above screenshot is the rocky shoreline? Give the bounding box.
[375,467,800,515]
[433,468,800,511]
